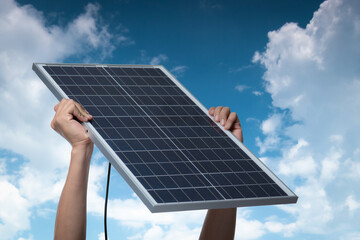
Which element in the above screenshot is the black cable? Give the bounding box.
[104,162,111,240]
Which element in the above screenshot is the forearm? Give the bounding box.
[54,143,94,240]
[199,208,237,240]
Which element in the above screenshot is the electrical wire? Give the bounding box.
[104,162,111,240]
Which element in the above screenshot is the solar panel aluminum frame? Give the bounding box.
[33,63,298,213]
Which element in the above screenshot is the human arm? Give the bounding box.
[199,106,243,240]
[51,99,93,240]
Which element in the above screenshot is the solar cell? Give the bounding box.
[33,63,298,212]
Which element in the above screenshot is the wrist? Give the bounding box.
[71,141,94,162]
[72,139,94,151]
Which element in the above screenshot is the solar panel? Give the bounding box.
[33,63,298,212]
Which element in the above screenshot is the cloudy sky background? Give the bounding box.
[1,0,359,239]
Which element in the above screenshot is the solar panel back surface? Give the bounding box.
[33,63,297,212]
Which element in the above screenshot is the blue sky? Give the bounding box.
[1,0,360,239]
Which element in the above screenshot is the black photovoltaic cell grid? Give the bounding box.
[38,64,294,211]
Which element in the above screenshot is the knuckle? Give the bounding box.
[220,107,230,117]
[52,119,59,129]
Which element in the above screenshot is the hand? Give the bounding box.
[51,98,93,147]
[209,106,243,143]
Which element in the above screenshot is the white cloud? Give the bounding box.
[36,208,56,219]
[245,117,259,123]
[254,0,360,237]
[17,236,33,240]
[0,0,118,238]
[170,65,188,77]
[345,195,360,212]
[235,217,265,240]
[260,114,282,135]
[276,181,334,236]
[139,51,169,66]
[255,135,280,155]
[98,232,105,240]
[150,54,168,65]
[264,221,296,236]
[0,158,6,175]
[235,85,249,92]
[252,91,263,96]
[340,232,360,240]
[319,146,342,182]
[256,114,282,154]
[344,157,360,180]
[329,134,343,143]
[143,225,164,240]
[0,180,31,240]
[229,64,253,73]
[140,224,200,240]
[117,35,135,46]
[278,139,317,177]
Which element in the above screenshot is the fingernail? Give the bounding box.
[221,119,225,125]
[215,115,219,121]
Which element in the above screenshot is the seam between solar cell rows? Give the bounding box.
[59,85,187,95]
[144,184,281,194]
[88,116,210,121]
[148,183,284,199]
[101,66,227,200]
[86,104,197,107]
[102,136,230,140]
[65,95,191,99]
[141,184,275,190]
[97,125,224,129]
[126,161,258,166]
[125,171,267,177]
[113,148,251,152]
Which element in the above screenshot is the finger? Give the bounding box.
[66,99,92,121]
[209,107,216,116]
[50,119,56,130]
[54,103,60,112]
[55,98,69,113]
[219,107,230,126]
[63,99,89,122]
[74,101,93,120]
[73,105,89,122]
[224,112,240,130]
[214,106,223,122]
